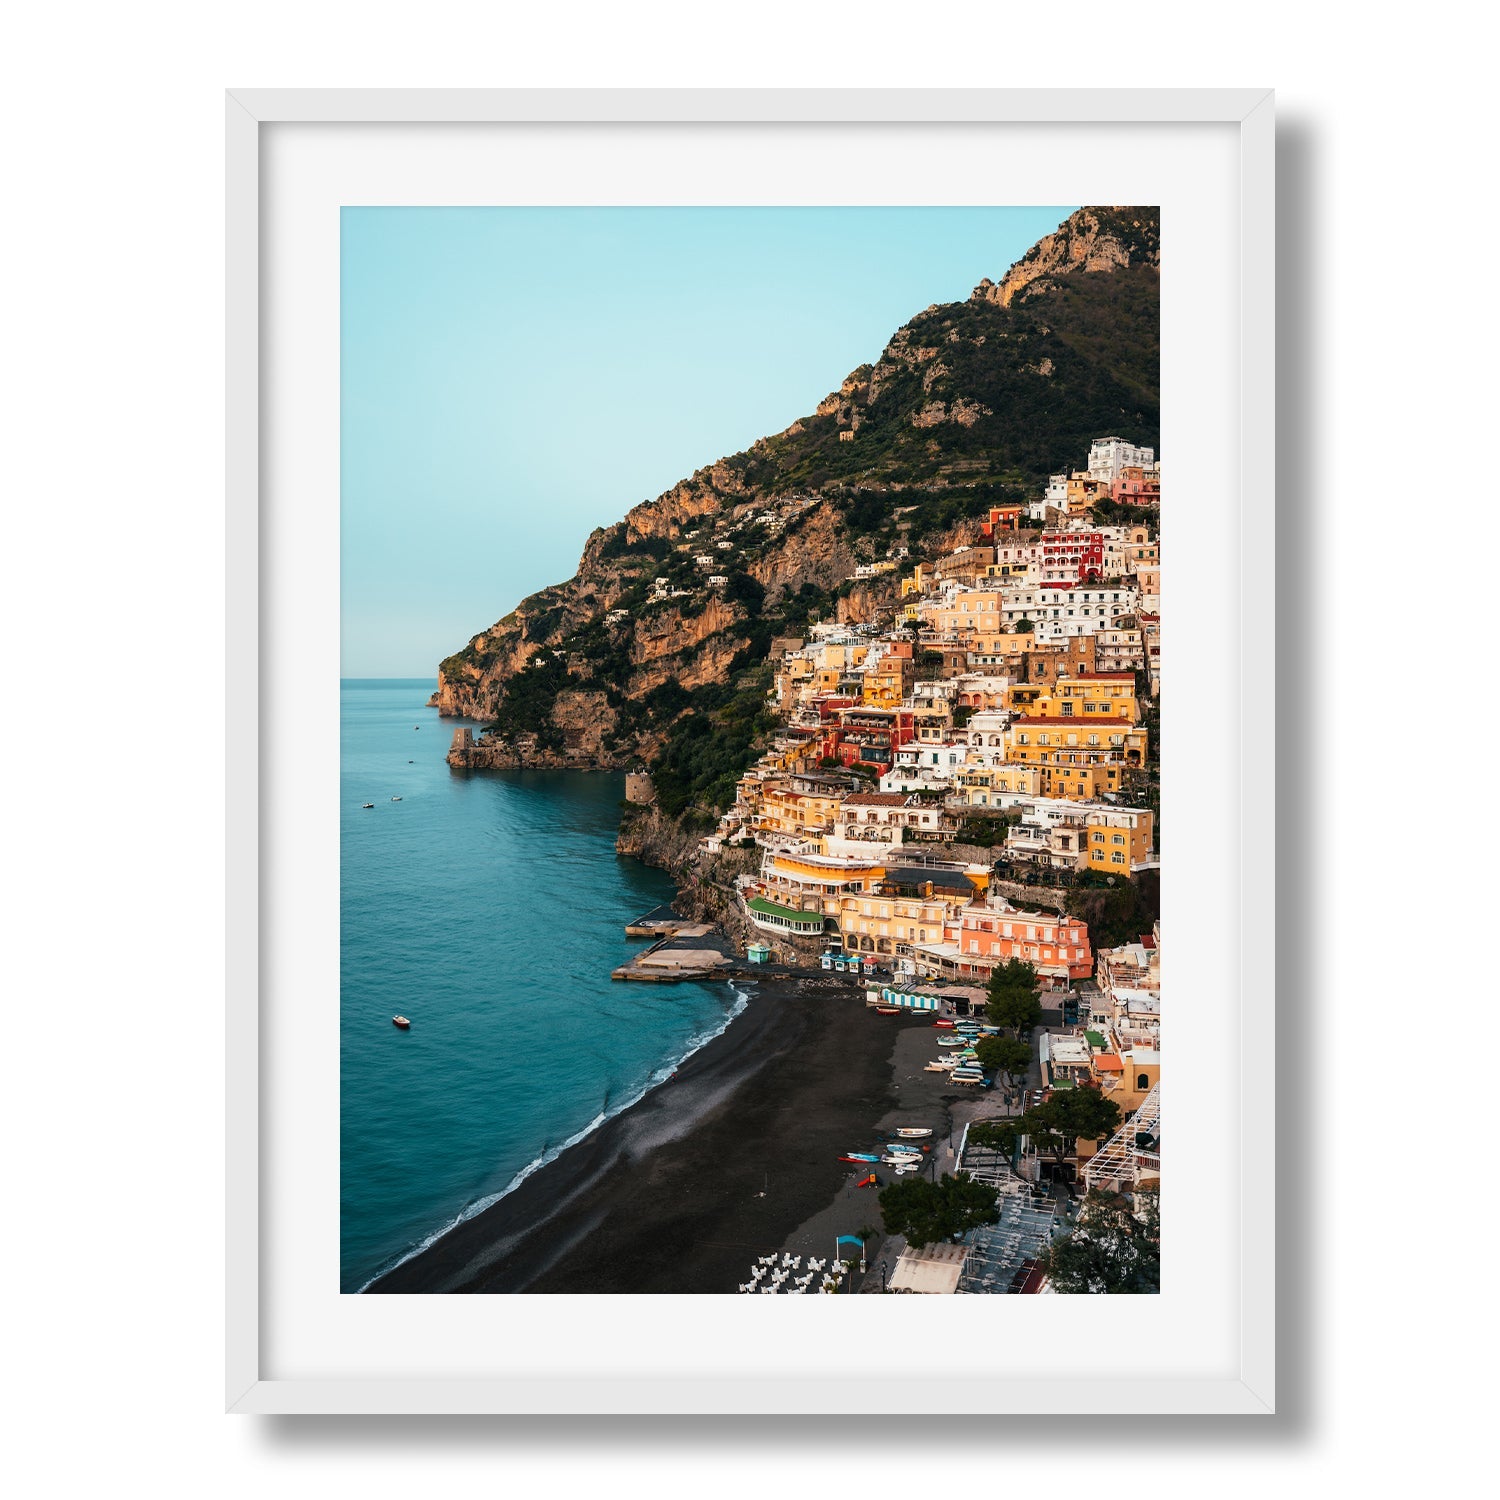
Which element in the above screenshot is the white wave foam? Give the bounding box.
[356,980,751,1291]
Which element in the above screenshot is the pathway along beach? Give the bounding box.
[367,975,948,1294]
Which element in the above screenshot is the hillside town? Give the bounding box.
[680,436,1163,1292]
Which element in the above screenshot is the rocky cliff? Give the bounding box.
[438,206,1159,807]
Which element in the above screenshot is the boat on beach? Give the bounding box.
[896,1127,933,1138]
[874,1006,902,1015]
[392,1015,411,1029]
[841,1152,881,1162]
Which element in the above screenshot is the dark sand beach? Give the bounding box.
[368,974,955,1294]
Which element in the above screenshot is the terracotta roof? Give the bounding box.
[843,793,911,806]
[1092,1054,1124,1072]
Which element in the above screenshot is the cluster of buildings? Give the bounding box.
[704,441,1163,969]
[693,438,1165,1229]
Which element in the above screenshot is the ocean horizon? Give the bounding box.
[339,677,742,1291]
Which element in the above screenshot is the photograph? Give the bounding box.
[340,203,1163,1297]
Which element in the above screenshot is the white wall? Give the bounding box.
[2,1,1483,1495]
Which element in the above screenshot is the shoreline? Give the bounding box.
[366,973,943,1294]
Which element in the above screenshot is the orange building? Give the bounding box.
[1006,716,1148,770]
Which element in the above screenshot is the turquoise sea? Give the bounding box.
[340,679,743,1292]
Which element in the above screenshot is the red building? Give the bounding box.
[818,706,914,769]
[1041,531,1105,582]
[980,504,1024,538]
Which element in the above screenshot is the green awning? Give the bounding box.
[1085,1030,1106,1049]
[747,897,822,927]
[1049,1077,1077,1089]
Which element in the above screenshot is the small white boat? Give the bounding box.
[361,803,374,809]
[896,1127,933,1138]
[392,1016,411,1030]
[390,796,402,801]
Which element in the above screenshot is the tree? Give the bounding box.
[986,988,1043,1038]
[1025,1090,1123,1171]
[878,1172,1000,1249]
[1039,1188,1159,1293]
[985,956,1042,1035]
[974,1034,1031,1086]
[987,957,1038,997]
[725,570,765,613]
[966,1120,1021,1156]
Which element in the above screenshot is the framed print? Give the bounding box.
[227,88,1274,1414]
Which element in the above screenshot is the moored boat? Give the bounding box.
[392,1015,411,1029]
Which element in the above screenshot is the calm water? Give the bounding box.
[340,679,742,1291]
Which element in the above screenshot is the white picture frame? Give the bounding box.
[227,87,1274,1416]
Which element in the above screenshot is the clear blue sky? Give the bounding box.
[341,205,1075,677]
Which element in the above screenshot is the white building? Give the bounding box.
[1087,436,1156,484]
[998,582,1138,640]
[879,743,967,794]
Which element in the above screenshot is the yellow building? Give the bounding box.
[775,655,814,703]
[1039,763,1126,799]
[757,848,888,920]
[1084,807,1155,873]
[837,887,972,957]
[900,563,933,599]
[1006,717,1149,769]
[752,785,845,840]
[863,656,913,708]
[951,763,1045,806]
[1065,474,1110,514]
[919,589,1006,637]
[1005,671,1139,724]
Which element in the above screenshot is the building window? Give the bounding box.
[1136,1073,1150,1090]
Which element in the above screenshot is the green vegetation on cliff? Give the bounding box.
[437,205,1160,796]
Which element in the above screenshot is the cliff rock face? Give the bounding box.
[432,205,1159,809]
[972,205,1161,309]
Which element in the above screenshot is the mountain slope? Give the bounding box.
[435,205,1159,805]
